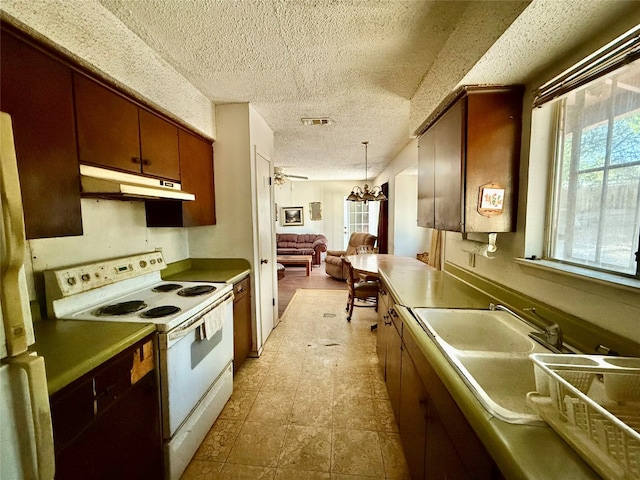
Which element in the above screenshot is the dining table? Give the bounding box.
[344,253,432,277]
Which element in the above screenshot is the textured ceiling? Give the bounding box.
[3,0,637,182]
[95,0,529,180]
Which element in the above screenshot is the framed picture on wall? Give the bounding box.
[282,206,304,226]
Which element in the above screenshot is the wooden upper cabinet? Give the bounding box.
[138,109,180,180]
[74,73,141,174]
[179,129,215,226]
[417,86,523,232]
[434,100,463,232]
[0,28,83,239]
[145,130,216,227]
[74,74,180,181]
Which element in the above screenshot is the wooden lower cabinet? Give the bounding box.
[233,276,252,373]
[399,347,427,479]
[50,335,162,480]
[384,306,502,480]
[376,287,391,375]
[386,316,402,420]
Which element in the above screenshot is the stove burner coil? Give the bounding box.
[177,285,217,297]
[141,305,181,318]
[152,283,183,292]
[97,300,147,316]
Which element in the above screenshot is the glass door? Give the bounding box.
[343,200,380,249]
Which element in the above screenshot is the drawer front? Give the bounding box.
[233,277,250,302]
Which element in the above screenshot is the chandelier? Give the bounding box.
[347,141,387,202]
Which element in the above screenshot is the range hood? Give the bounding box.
[80,165,195,201]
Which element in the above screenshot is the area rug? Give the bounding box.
[273,289,379,354]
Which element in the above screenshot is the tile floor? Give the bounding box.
[181,289,410,479]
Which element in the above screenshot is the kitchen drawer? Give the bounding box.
[233,277,250,303]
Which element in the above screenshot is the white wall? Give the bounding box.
[393,174,429,257]
[274,180,362,253]
[188,104,253,259]
[373,138,431,256]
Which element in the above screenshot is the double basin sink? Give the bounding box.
[411,307,557,425]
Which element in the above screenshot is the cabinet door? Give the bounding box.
[400,348,428,480]
[74,73,141,174]
[0,29,82,239]
[464,90,522,232]
[139,108,180,181]
[179,129,216,226]
[386,307,402,421]
[421,348,497,478]
[376,287,391,374]
[434,98,464,232]
[417,127,436,228]
[233,277,252,373]
[425,401,468,480]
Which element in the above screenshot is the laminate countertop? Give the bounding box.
[32,319,155,395]
[373,256,599,480]
[162,258,251,285]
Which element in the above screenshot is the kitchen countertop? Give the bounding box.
[377,259,599,479]
[32,319,155,395]
[33,258,249,396]
[162,258,251,284]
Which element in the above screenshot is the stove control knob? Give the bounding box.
[157,257,163,263]
[67,277,76,286]
[139,260,147,268]
[81,274,91,282]
[150,259,156,265]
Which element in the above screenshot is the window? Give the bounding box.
[546,57,640,278]
[344,200,379,249]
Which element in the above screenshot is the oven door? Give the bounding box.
[158,293,233,438]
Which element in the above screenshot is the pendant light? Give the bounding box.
[347,141,387,202]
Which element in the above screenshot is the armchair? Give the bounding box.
[324,232,377,280]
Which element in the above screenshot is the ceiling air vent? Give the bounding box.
[301,117,332,126]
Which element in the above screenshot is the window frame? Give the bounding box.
[543,68,640,280]
[518,25,640,289]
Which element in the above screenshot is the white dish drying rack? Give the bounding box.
[527,353,640,480]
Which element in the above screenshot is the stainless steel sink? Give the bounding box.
[412,308,554,425]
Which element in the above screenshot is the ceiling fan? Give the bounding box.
[273,167,308,185]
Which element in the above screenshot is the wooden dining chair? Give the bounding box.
[342,256,378,322]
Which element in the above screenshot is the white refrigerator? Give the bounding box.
[0,112,55,479]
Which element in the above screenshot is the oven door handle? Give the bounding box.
[167,292,233,343]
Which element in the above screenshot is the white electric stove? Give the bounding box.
[44,252,235,480]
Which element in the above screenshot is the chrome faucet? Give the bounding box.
[490,303,566,354]
[523,307,564,352]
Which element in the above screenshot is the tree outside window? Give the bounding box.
[549,59,640,277]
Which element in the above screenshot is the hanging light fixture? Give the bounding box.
[347,141,387,202]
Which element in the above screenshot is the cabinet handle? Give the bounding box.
[132,157,141,164]
[389,308,397,318]
[236,287,245,293]
[142,159,151,166]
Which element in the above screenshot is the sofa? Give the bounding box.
[275,233,328,266]
[324,232,377,280]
